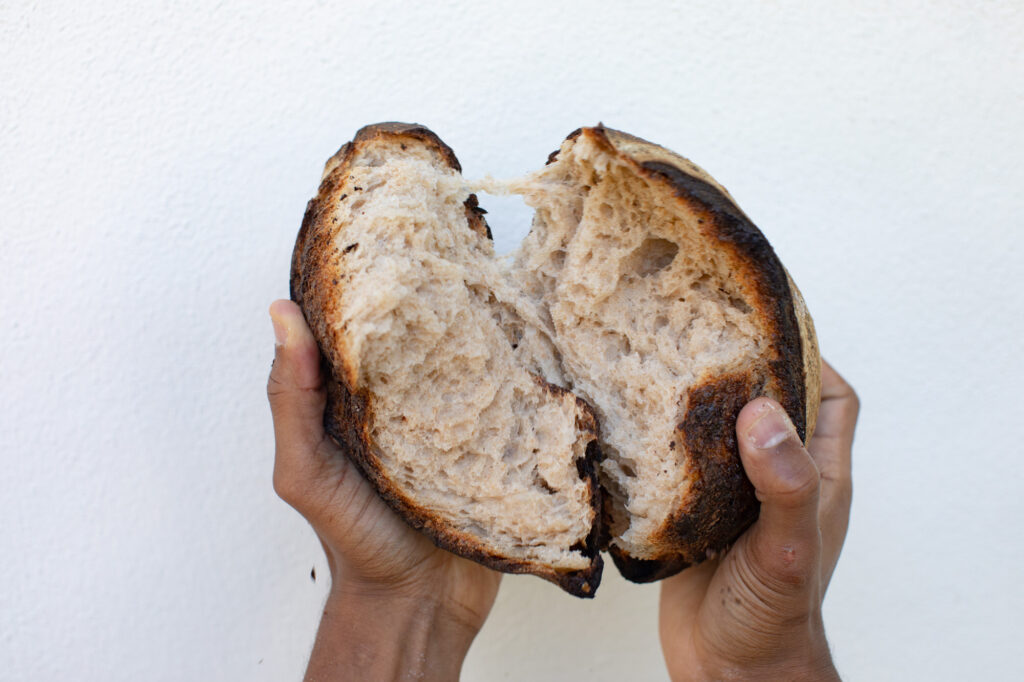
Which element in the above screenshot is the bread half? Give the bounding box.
[290,122,819,596]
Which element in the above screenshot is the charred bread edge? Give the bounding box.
[550,126,819,583]
[291,122,603,598]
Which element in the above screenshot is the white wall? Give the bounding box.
[3,1,1022,680]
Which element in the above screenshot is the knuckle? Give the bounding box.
[796,469,822,498]
[266,370,287,401]
[758,537,820,589]
[272,463,302,506]
[770,468,821,507]
[846,388,861,420]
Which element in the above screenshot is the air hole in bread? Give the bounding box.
[602,331,632,362]
[728,294,753,314]
[533,468,558,494]
[631,238,679,276]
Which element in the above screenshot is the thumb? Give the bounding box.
[267,299,328,505]
[736,398,822,587]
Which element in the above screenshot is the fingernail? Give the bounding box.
[746,403,795,449]
[271,313,288,347]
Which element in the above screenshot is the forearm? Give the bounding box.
[304,584,479,682]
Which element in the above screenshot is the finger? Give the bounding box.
[809,361,858,472]
[267,300,330,506]
[808,360,859,585]
[736,398,822,588]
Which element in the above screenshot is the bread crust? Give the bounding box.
[561,126,820,581]
[291,123,603,597]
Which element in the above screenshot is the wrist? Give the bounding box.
[699,661,839,682]
[304,578,480,681]
[686,646,839,682]
[679,661,838,682]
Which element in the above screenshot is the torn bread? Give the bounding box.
[290,122,820,597]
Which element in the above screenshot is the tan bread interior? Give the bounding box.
[327,134,764,568]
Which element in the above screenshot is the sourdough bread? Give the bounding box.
[290,122,820,596]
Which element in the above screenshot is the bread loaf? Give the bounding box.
[290,122,820,597]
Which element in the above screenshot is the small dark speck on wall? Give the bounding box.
[311,567,316,582]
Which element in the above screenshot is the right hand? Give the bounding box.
[658,361,858,681]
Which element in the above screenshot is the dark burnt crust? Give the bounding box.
[291,140,351,302]
[609,546,689,583]
[291,122,602,598]
[573,440,607,559]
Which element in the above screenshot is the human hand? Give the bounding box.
[659,361,858,681]
[268,299,501,681]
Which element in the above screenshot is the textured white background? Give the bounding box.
[2,1,1022,680]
